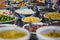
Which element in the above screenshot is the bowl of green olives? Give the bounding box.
[0,14,17,23]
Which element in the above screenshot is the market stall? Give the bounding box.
[0,0,60,40]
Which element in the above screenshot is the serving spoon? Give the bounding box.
[48,15,53,25]
[29,19,32,32]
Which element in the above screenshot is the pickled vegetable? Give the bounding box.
[0,15,15,22]
[43,32,60,38]
[0,30,27,38]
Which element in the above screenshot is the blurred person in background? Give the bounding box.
[52,0,58,8]
[46,0,59,11]
[52,0,60,12]
[0,0,6,8]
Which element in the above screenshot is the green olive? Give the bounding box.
[0,15,15,22]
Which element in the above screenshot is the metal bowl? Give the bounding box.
[15,9,36,18]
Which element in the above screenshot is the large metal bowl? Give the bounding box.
[15,9,36,18]
[44,12,60,20]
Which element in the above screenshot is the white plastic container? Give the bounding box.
[0,27,30,40]
[23,22,48,34]
[36,26,60,40]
